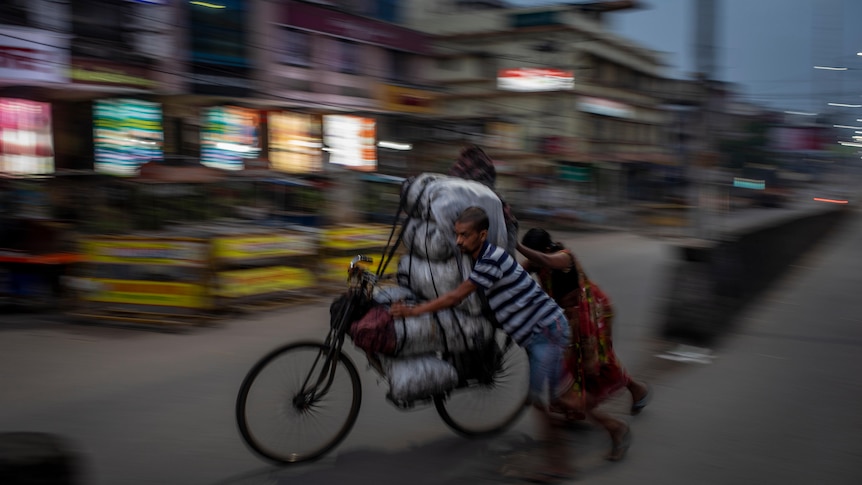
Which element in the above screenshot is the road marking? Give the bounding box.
[655,344,715,364]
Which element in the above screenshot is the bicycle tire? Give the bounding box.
[236,341,362,464]
[435,331,530,437]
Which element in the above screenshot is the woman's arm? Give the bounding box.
[390,278,478,318]
[516,242,572,271]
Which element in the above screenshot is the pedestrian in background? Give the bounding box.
[518,227,651,462]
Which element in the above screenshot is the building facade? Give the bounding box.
[401,0,676,213]
[1,0,779,225]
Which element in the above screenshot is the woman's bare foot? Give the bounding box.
[605,423,631,462]
[628,381,650,415]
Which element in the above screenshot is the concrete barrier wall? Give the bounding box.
[661,206,852,346]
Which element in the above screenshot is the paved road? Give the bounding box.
[0,230,670,485]
[2,204,860,484]
[585,206,862,485]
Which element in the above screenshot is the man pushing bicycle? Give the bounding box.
[390,206,590,482]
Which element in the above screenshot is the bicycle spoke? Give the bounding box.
[237,342,361,464]
[436,332,530,437]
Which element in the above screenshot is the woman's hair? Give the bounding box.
[522,228,563,252]
[448,145,496,189]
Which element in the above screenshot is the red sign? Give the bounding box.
[0,47,53,73]
[0,27,68,83]
[497,68,574,91]
[282,1,430,54]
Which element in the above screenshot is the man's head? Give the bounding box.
[455,206,489,257]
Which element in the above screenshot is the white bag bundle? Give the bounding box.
[396,254,482,316]
[372,285,417,305]
[385,354,459,403]
[402,173,509,251]
[401,173,445,216]
[401,219,455,261]
[393,308,494,356]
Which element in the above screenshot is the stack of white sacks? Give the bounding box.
[372,173,511,404]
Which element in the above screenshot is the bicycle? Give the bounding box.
[235,254,530,465]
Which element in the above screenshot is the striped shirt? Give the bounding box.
[469,241,565,344]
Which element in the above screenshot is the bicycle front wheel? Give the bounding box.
[435,331,530,437]
[236,341,362,464]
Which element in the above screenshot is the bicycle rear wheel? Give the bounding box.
[236,341,361,464]
[435,330,530,437]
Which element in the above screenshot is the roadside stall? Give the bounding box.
[67,163,226,326]
[69,161,333,325]
[0,177,85,309]
[318,223,399,289]
[224,165,324,227]
[203,168,322,310]
[209,225,319,311]
[70,234,213,327]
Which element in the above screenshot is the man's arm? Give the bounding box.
[390,278,478,318]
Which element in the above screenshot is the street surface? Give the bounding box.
[1,197,860,484]
[1,230,670,485]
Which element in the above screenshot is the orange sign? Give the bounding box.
[377,84,436,114]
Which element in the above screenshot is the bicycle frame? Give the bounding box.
[298,256,376,404]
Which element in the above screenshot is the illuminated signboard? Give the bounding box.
[268,111,322,173]
[322,115,376,171]
[200,106,261,171]
[578,96,634,119]
[733,177,765,190]
[93,98,163,176]
[0,98,54,175]
[497,68,574,92]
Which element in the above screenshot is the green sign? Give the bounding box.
[560,165,591,182]
[733,177,765,190]
[509,11,561,28]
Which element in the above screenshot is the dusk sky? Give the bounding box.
[509,1,862,114]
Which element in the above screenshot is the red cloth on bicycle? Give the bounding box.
[350,305,397,355]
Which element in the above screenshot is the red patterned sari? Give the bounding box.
[535,250,631,408]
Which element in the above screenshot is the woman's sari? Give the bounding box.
[537,250,631,409]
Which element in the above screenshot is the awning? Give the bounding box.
[133,162,227,183]
[360,173,406,184]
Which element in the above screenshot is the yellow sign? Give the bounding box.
[321,225,393,251]
[212,233,317,261]
[82,279,208,308]
[377,84,437,114]
[321,257,360,283]
[320,255,401,283]
[82,239,207,266]
[70,67,157,88]
[214,266,315,297]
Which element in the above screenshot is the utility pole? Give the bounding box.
[691,0,719,240]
